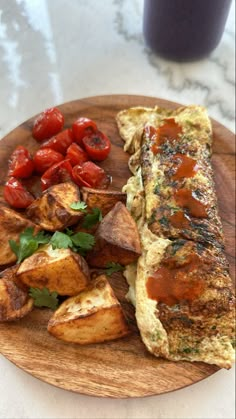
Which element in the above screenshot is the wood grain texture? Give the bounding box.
[0,95,234,398]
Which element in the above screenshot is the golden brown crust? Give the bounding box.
[16,245,91,296]
[117,105,235,368]
[26,182,83,231]
[87,202,141,267]
[47,275,130,344]
[0,206,41,267]
[81,187,127,216]
[0,270,33,322]
[141,125,224,248]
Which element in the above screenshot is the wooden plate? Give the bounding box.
[0,95,235,398]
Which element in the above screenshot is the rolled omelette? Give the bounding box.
[116,105,235,369]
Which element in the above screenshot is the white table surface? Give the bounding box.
[0,1,235,418]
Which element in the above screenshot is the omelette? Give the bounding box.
[116,105,235,369]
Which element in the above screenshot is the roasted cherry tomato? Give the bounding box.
[40,129,73,155]
[41,160,73,191]
[72,161,110,189]
[66,143,89,167]
[82,131,111,161]
[4,177,34,208]
[32,107,64,142]
[72,117,97,146]
[34,148,64,174]
[8,146,34,178]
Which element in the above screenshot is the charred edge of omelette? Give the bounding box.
[141,128,224,248]
[145,240,235,368]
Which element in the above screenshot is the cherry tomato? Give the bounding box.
[8,146,34,178]
[40,129,73,155]
[41,160,73,191]
[72,161,110,189]
[32,107,64,141]
[72,117,97,146]
[82,131,111,161]
[34,148,64,174]
[4,177,34,209]
[66,143,89,166]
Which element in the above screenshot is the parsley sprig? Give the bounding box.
[70,201,87,212]
[9,228,51,263]
[82,208,102,229]
[9,227,95,263]
[29,287,59,310]
[50,231,95,255]
[70,201,102,229]
[104,262,125,276]
[9,200,102,263]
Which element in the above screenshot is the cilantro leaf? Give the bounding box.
[50,231,73,249]
[65,228,74,236]
[71,232,95,250]
[29,287,59,310]
[70,201,87,212]
[105,262,125,276]
[9,227,51,263]
[82,208,102,229]
[34,230,52,244]
[48,230,95,255]
[9,239,20,256]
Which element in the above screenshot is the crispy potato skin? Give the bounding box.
[0,206,40,267]
[16,246,90,296]
[0,269,33,321]
[0,265,28,291]
[26,182,83,231]
[87,202,141,267]
[81,187,127,216]
[48,275,130,344]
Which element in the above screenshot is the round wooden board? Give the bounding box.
[0,95,235,398]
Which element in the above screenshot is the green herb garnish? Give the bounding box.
[50,231,95,255]
[9,227,51,263]
[171,240,186,255]
[71,232,95,251]
[182,347,200,354]
[147,212,156,226]
[82,208,102,229]
[70,201,87,212]
[159,216,169,228]
[105,262,125,276]
[154,181,161,194]
[29,287,59,310]
[50,231,73,249]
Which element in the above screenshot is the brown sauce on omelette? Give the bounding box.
[145,118,182,154]
[171,153,199,180]
[146,252,205,306]
[174,189,207,218]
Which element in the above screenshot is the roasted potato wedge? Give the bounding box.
[81,187,126,216]
[0,205,40,266]
[16,244,90,296]
[87,202,141,267]
[48,274,130,344]
[0,265,28,291]
[26,182,84,231]
[0,268,33,321]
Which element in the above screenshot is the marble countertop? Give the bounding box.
[0,1,235,418]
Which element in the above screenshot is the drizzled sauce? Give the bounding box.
[169,210,191,229]
[146,253,205,306]
[174,188,207,218]
[172,153,198,180]
[145,119,182,155]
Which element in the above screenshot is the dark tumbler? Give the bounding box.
[143,0,232,61]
